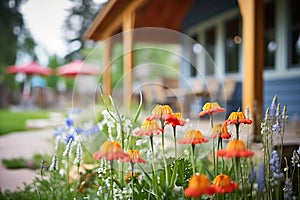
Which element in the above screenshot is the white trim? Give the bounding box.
[275,0,288,73]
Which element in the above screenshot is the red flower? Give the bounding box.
[212,174,238,194]
[93,141,130,161]
[135,119,163,137]
[184,174,215,197]
[211,123,231,139]
[217,139,254,158]
[178,130,209,145]
[126,150,146,164]
[165,112,186,127]
[225,111,252,126]
[199,102,226,117]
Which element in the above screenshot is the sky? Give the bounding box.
[21,0,71,60]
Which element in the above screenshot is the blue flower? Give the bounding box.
[249,167,255,183]
[270,95,277,117]
[270,150,283,183]
[75,128,84,135]
[272,123,281,133]
[257,163,265,193]
[54,127,64,136]
[68,108,83,115]
[283,178,294,199]
[83,125,99,136]
[65,134,75,144]
[65,118,74,128]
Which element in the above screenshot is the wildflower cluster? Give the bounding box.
[3,96,299,200]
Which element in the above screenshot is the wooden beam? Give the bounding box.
[122,10,135,106]
[238,0,264,142]
[84,0,145,41]
[103,38,112,96]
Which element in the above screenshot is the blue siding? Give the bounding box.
[183,0,238,31]
[226,77,300,119]
[264,77,300,118]
[226,82,242,114]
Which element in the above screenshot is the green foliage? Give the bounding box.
[172,157,192,188]
[63,0,101,60]
[2,158,29,169]
[0,0,37,87]
[0,110,49,135]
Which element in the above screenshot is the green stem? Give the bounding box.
[110,161,114,200]
[239,158,246,199]
[169,126,178,190]
[131,162,135,200]
[150,136,157,176]
[173,126,177,159]
[235,123,240,140]
[191,144,196,174]
[209,114,217,176]
[66,160,71,199]
[216,137,222,174]
[233,158,239,199]
[150,135,159,196]
[161,129,169,187]
[212,138,216,176]
[209,113,214,128]
[298,167,300,200]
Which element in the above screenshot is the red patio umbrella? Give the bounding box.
[6,61,52,76]
[6,65,19,74]
[56,60,100,77]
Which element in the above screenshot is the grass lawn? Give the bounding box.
[0,109,50,136]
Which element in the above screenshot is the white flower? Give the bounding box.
[49,154,59,171]
[73,143,83,166]
[136,139,143,146]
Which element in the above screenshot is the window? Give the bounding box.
[190,34,198,77]
[204,27,216,75]
[289,0,300,67]
[225,16,241,73]
[264,0,276,69]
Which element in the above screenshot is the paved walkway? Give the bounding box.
[0,129,54,191]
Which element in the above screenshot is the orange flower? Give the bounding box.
[225,111,252,126]
[217,139,254,158]
[93,141,130,161]
[165,112,186,127]
[212,174,238,193]
[126,150,146,164]
[135,119,163,137]
[184,174,215,197]
[199,102,226,117]
[211,123,231,139]
[125,171,139,183]
[150,104,173,120]
[178,130,209,145]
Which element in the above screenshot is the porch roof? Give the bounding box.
[83,0,195,41]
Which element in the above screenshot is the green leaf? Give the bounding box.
[133,91,143,124]
[169,159,178,191]
[171,158,192,188]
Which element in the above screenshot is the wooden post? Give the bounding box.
[103,38,112,96]
[122,11,135,106]
[238,0,264,142]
